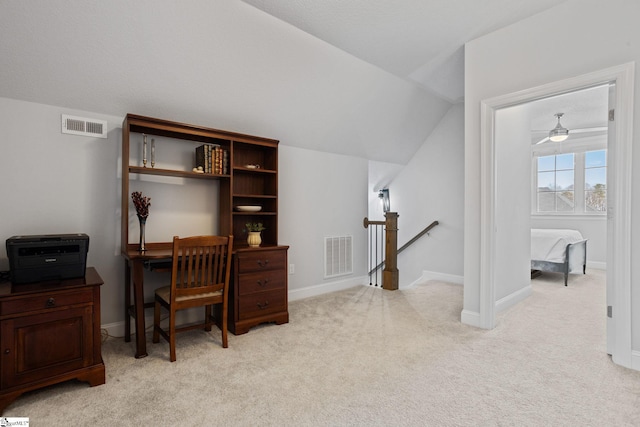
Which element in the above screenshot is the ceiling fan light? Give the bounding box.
[549,113,569,142]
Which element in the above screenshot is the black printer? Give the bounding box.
[6,234,89,284]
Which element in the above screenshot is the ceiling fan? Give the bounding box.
[532,113,608,145]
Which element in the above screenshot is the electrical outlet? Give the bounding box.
[289,264,295,274]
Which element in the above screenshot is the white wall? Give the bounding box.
[279,145,369,299]
[0,98,124,327]
[494,104,531,302]
[373,104,465,287]
[0,97,370,329]
[464,0,640,350]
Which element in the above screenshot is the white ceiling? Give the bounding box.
[1,0,596,165]
[240,0,569,102]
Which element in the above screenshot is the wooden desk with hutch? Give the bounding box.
[0,267,105,414]
[121,114,289,358]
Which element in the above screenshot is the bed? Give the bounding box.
[531,228,587,286]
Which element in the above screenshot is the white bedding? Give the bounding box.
[531,229,585,263]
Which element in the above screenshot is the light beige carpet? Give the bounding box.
[6,269,640,426]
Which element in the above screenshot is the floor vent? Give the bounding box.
[324,235,353,278]
[61,114,107,138]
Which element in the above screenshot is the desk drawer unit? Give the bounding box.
[229,246,289,335]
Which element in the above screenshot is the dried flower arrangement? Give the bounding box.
[131,191,151,218]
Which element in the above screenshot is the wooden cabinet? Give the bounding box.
[229,247,289,335]
[121,114,289,340]
[0,268,105,414]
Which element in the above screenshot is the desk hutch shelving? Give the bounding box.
[121,114,288,352]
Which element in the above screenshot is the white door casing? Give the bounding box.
[479,62,634,368]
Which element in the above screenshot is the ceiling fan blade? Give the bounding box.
[535,136,550,145]
[570,126,608,133]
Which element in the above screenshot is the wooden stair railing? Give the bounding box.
[363,214,439,290]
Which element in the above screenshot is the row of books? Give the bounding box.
[195,144,229,175]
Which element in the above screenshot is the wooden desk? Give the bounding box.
[123,243,289,358]
[0,267,105,413]
[123,243,172,358]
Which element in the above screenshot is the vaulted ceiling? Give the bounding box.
[240,0,568,103]
[0,0,571,164]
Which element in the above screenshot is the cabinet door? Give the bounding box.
[1,305,93,389]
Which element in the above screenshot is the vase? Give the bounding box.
[138,215,147,251]
[247,231,261,247]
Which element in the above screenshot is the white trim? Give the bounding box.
[288,275,368,301]
[495,285,532,313]
[461,310,481,328]
[419,270,464,285]
[588,261,607,271]
[480,62,634,369]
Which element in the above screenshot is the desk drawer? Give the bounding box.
[237,250,286,274]
[238,289,287,321]
[237,270,286,296]
[0,289,93,316]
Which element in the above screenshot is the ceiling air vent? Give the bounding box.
[61,114,107,138]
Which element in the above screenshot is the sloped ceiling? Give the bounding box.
[0,0,567,164]
[240,0,568,103]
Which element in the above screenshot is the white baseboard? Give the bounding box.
[420,270,464,285]
[630,350,640,371]
[495,284,532,313]
[461,309,481,328]
[587,261,606,270]
[288,275,369,301]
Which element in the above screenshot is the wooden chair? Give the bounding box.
[152,235,233,362]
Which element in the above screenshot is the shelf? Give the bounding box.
[232,194,277,199]
[128,166,230,180]
[232,212,277,216]
[233,167,277,174]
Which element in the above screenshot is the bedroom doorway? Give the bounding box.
[479,63,634,368]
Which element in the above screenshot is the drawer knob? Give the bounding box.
[257,259,269,267]
[257,300,269,310]
[46,298,56,307]
[4,349,9,355]
[257,279,268,287]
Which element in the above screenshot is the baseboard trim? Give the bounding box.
[288,275,368,301]
[421,270,464,285]
[630,350,640,371]
[587,261,606,270]
[495,284,532,313]
[461,309,481,328]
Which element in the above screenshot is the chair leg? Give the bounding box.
[152,299,160,344]
[204,305,212,332]
[169,308,177,362]
[221,302,228,348]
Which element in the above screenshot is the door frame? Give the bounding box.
[479,62,634,368]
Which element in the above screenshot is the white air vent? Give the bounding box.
[61,114,107,138]
[324,235,353,278]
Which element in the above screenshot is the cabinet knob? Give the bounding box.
[4,349,9,355]
[257,300,269,310]
[257,259,269,267]
[257,279,268,287]
[46,298,56,307]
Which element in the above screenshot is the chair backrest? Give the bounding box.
[170,235,233,300]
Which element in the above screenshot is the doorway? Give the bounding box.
[479,63,634,368]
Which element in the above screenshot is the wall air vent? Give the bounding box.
[61,114,107,138]
[324,235,353,278]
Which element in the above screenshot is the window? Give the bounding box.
[532,142,606,215]
[536,153,575,212]
[585,150,607,212]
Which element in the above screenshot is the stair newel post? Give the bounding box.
[383,212,399,290]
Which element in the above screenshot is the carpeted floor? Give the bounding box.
[5,268,640,426]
